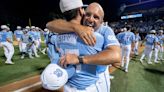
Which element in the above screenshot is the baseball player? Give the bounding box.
[34,27,42,53]
[0,31,2,48]
[45,32,59,63]
[0,25,14,64]
[153,32,161,63]
[41,28,49,55]
[140,30,158,64]
[133,30,141,55]
[156,30,164,61]
[20,29,35,59]
[27,26,40,58]
[14,26,23,53]
[117,26,135,72]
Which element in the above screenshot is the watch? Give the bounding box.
[78,56,84,64]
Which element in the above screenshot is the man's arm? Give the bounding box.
[46,19,96,46]
[7,39,12,43]
[46,19,77,34]
[59,45,121,68]
[82,45,121,65]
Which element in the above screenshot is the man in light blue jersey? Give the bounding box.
[0,25,14,64]
[117,26,135,72]
[46,0,121,91]
[0,30,2,47]
[28,26,40,58]
[14,26,23,53]
[20,29,35,59]
[7,27,14,42]
[140,30,158,64]
[35,27,42,52]
[45,32,59,63]
[41,28,49,55]
[133,30,141,55]
[156,30,164,61]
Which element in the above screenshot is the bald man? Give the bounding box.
[47,2,121,92]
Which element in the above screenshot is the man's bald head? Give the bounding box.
[83,2,104,30]
[86,2,104,20]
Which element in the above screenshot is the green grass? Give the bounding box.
[0,45,50,86]
[111,55,164,92]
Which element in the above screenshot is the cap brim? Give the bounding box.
[82,4,88,8]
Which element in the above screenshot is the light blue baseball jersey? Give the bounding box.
[116,32,124,43]
[46,33,59,63]
[157,35,164,44]
[95,25,120,73]
[28,31,35,41]
[32,31,38,40]
[0,30,10,42]
[14,30,23,38]
[145,34,158,46]
[43,31,49,39]
[46,32,75,79]
[135,34,141,42]
[117,31,135,45]
[56,25,119,89]
[36,31,41,39]
[21,33,31,43]
[0,31,3,42]
[56,32,103,89]
[8,31,13,42]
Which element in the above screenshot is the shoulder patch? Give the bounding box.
[108,35,116,40]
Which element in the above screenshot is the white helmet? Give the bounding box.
[17,26,21,29]
[159,30,163,33]
[44,28,48,32]
[150,30,156,34]
[1,25,8,29]
[41,64,68,90]
[23,29,28,33]
[25,26,30,29]
[31,26,35,29]
[6,27,10,30]
[35,27,39,30]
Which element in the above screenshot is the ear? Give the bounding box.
[100,19,103,24]
[79,8,85,16]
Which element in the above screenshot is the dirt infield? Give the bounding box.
[0,46,144,92]
[0,76,40,92]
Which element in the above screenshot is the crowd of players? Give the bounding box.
[0,25,49,64]
[115,24,164,72]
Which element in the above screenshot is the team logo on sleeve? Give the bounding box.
[108,35,117,40]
